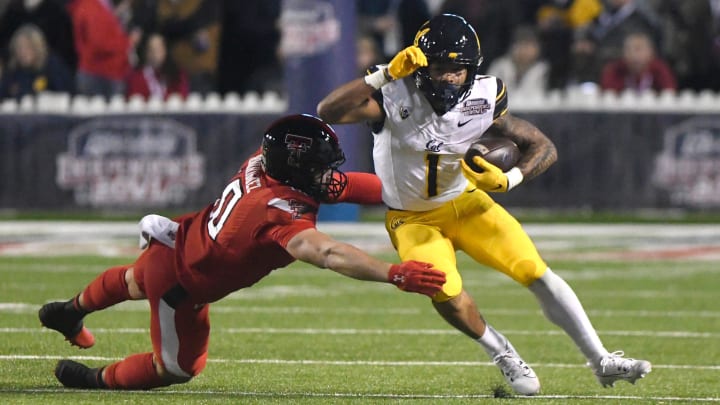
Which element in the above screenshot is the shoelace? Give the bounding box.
[494,351,532,378]
[599,350,632,374]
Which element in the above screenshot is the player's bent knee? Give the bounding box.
[432,271,462,302]
[513,260,547,286]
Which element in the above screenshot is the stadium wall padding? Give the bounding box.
[1,111,719,212]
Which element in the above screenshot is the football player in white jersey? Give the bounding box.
[318,13,651,396]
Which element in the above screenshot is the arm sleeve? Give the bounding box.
[336,172,383,205]
[367,65,387,133]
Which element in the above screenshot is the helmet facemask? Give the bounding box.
[412,14,483,115]
[299,160,348,203]
[414,61,479,115]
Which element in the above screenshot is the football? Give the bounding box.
[463,137,520,172]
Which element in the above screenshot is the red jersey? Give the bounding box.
[173,151,318,303]
[600,58,677,92]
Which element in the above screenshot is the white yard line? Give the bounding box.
[3,326,719,339]
[4,302,720,318]
[0,387,718,402]
[2,354,720,372]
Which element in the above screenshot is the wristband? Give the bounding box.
[364,66,392,90]
[506,167,524,190]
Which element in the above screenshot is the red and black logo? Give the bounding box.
[284,134,313,166]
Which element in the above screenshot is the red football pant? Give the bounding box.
[104,243,209,389]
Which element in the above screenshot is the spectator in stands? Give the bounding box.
[571,0,662,86]
[440,0,523,73]
[600,31,676,93]
[152,0,222,94]
[0,0,77,73]
[357,0,431,58]
[126,33,189,101]
[487,26,549,96]
[217,0,282,95]
[356,34,384,75]
[649,0,720,92]
[535,0,602,88]
[0,23,74,100]
[66,0,141,99]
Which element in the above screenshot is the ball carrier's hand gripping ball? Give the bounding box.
[461,137,523,193]
[464,137,520,172]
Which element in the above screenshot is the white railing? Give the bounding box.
[0,91,288,115]
[1,87,719,114]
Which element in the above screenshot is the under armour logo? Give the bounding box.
[425,139,444,152]
[392,274,405,284]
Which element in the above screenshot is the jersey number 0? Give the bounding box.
[207,180,243,240]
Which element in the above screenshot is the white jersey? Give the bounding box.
[373,75,508,211]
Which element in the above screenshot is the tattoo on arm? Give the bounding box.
[492,114,558,180]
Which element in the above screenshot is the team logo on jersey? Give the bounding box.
[425,139,444,152]
[389,216,405,230]
[399,106,411,119]
[285,134,313,166]
[459,98,491,116]
[289,200,312,219]
[269,198,311,219]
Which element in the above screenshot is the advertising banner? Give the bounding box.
[2,111,720,212]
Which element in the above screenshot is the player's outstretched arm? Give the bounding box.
[491,113,558,181]
[286,228,445,297]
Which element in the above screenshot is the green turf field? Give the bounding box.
[1,251,719,404]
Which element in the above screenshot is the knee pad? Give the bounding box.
[513,259,547,286]
[432,270,462,302]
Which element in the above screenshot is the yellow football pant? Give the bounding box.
[385,188,547,302]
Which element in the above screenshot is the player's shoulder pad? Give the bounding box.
[493,77,508,120]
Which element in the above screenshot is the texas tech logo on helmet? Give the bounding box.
[284,133,313,167]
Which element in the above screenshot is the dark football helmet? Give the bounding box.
[413,14,483,115]
[262,114,347,202]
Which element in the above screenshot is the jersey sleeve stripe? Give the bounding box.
[494,77,508,120]
[268,198,294,213]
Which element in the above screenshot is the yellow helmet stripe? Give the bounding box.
[413,27,430,46]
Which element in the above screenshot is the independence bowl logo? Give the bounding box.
[652,117,720,207]
[56,118,205,207]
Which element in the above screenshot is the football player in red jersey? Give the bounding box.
[39,114,446,390]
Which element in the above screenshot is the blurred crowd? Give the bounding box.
[0,0,719,102]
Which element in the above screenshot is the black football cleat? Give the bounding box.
[39,300,95,348]
[54,360,106,389]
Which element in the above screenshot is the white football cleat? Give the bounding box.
[493,349,541,395]
[591,351,652,387]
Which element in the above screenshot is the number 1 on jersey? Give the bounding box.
[426,153,439,197]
